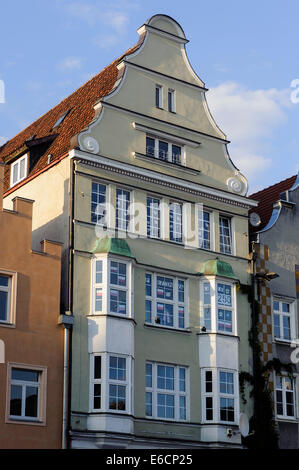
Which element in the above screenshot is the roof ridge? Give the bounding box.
[250,174,297,198]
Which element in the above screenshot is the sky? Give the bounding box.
[0,0,299,194]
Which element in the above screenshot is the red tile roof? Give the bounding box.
[249,174,297,231]
[0,36,145,194]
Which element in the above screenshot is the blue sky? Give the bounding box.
[0,0,299,193]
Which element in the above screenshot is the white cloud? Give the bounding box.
[58,57,83,71]
[207,82,290,180]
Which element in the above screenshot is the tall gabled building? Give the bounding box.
[0,15,258,448]
[249,174,299,449]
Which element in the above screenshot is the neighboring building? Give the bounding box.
[0,163,64,449]
[250,173,299,449]
[0,15,258,448]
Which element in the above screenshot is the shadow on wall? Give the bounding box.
[31,178,70,312]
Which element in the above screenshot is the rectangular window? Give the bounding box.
[145,273,186,329]
[198,210,211,250]
[169,202,183,243]
[116,189,130,231]
[109,356,127,411]
[219,217,232,254]
[10,155,27,187]
[217,283,233,333]
[155,85,163,108]
[276,375,295,418]
[93,356,102,410]
[145,362,188,421]
[147,197,161,238]
[109,261,127,315]
[9,368,41,421]
[145,136,181,165]
[0,275,11,323]
[91,182,106,224]
[273,300,293,341]
[202,282,211,331]
[168,89,175,112]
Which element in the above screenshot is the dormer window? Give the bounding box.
[146,136,181,164]
[10,154,28,188]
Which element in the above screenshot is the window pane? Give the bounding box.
[110,261,127,287]
[94,356,101,379]
[178,306,185,329]
[147,197,160,238]
[25,386,38,417]
[109,356,126,381]
[274,314,280,338]
[178,280,185,302]
[13,163,18,184]
[179,368,186,392]
[94,384,101,409]
[0,291,8,321]
[157,365,174,390]
[95,288,102,312]
[220,397,234,422]
[217,284,232,307]
[95,260,102,284]
[169,202,182,242]
[10,385,22,416]
[168,90,173,112]
[156,277,173,300]
[218,309,232,332]
[12,369,39,382]
[145,274,152,297]
[219,217,232,254]
[109,384,126,410]
[19,158,26,179]
[180,396,186,420]
[204,308,211,330]
[273,301,279,311]
[283,316,291,340]
[146,137,155,157]
[0,275,9,287]
[157,393,174,418]
[198,211,211,250]
[158,140,168,161]
[206,397,213,420]
[282,303,290,313]
[172,145,181,164]
[205,371,213,393]
[116,189,130,231]
[156,303,173,326]
[155,86,161,108]
[146,300,152,323]
[146,363,152,387]
[146,392,152,416]
[91,183,106,224]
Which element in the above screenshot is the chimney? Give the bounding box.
[0,162,4,211]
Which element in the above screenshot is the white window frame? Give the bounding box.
[198,208,214,251]
[145,272,188,330]
[116,188,131,232]
[272,298,296,343]
[201,368,239,425]
[168,89,175,113]
[219,216,233,255]
[169,201,183,243]
[10,154,28,188]
[147,196,161,239]
[0,270,17,327]
[91,181,107,225]
[155,84,163,108]
[145,361,189,422]
[146,135,183,165]
[200,277,237,336]
[275,373,297,420]
[90,353,132,415]
[91,256,133,318]
[6,363,47,425]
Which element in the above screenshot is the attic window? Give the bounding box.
[10,154,28,188]
[53,109,70,129]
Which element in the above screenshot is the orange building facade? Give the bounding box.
[0,163,64,449]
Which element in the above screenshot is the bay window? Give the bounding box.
[202,368,238,424]
[91,354,131,414]
[145,362,188,421]
[200,278,236,335]
[92,257,132,317]
[145,273,187,329]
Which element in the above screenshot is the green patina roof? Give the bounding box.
[198,258,238,280]
[91,237,134,258]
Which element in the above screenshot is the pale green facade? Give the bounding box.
[69,15,256,448]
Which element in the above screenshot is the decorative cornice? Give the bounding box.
[69,149,258,209]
